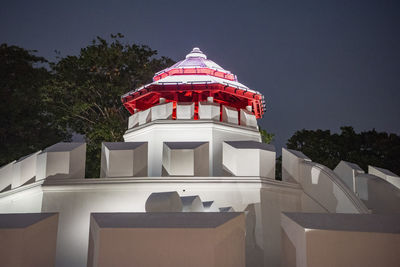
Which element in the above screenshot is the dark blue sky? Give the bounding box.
[1,0,399,150]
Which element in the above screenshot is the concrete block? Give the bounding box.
[180,195,204,212]
[145,192,183,212]
[202,201,219,212]
[12,151,41,189]
[240,109,258,128]
[138,109,151,125]
[222,105,238,124]
[198,101,220,120]
[100,142,148,178]
[0,213,58,267]
[36,142,86,180]
[128,113,139,128]
[88,212,245,267]
[151,102,173,121]
[162,142,209,176]
[281,212,400,267]
[281,148,311,183]
[368,165,400,190]
[334,161,364,193]
[222,141,275,178]
[0,161,15,192]
[176,102,194,119]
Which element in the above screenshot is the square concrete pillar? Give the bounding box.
[36,142,86,180]
[176,102,194,119]
[128,113,139,128]
[198,101,220,120]
[162,142,209,176]
[240,109,258,128]
[222,105,238,124]
[101,142,148,178]
[0,161,15,192]
[223,141,275,178]
[151,102,173,121]
[12,151,41,189]
[0,213,58,267]
[88,212,245,267]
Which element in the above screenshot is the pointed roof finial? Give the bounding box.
[186,47,207,59]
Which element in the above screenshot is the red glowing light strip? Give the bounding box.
[153,68,236,81]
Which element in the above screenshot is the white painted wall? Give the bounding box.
[124,120,261,176]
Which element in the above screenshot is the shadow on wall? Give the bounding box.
[245,203,263,267]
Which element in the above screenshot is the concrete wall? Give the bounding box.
[123,120,261,176]
[282,148,368,213]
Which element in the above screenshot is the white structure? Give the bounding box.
[368,165,400,189]
[162,142,209,176]
[223,141,275,178]
[36,142,86,180]
[100,142,148,178]
[0,47,399,267]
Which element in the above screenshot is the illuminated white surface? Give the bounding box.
[100,142,148,178]
[124,120,261,176]
[368,165,400,189]
[163,142,209,176]
[0,161,15,191]
[36,142,86,180]
[240,109,258,128]
[222,105,238,124]
[151,102,173,121]
[223,141,275,178]
[176,102,194,119]
[12,151,41,188]
[198,101,220,120]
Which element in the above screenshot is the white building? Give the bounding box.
[0,48,399,267]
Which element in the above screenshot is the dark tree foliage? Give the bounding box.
[259,126,274,144]
[42,34,175,177]
[286,126,400,175]
[0,44,69,166]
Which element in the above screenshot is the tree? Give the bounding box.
[259,126,274,144]
[286,126,400,174]
[0,44,69,166]
[42,34,175,177]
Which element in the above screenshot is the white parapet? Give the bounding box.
[333,161,365,193]
[162,142,209,176]
[101,142,148,178]
[198,101,220,120]
[151,102,173,121]
[222,105,238,124]
[368,165,400,190]
[12,151,41,189]
[180,195,204,212]
[281,148,311,183]
[222,141,275,178]
[36,142,86,180]
[139,108,151,125]
[0,161,15,192]
[176,102,194,119]
[128,113,139,128]
[145,191,183,212]
[240,109,258,128]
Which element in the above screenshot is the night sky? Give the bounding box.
[1,0,399,151]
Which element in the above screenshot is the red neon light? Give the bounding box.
[122,83,265,119]
[153,67,236,82]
